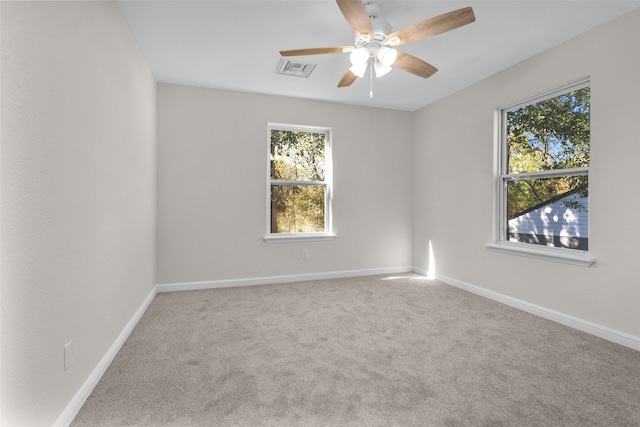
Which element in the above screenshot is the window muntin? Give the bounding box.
[268,124,332,238]
[499,82,590,251]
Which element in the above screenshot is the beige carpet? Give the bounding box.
[72,274,640,426]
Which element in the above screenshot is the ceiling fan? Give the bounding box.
[280,0,476,92]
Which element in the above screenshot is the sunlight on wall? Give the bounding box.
[427,240,436,280]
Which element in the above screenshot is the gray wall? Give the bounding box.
[1,1,157,425]
[412,8,640,338]
[156,84,414,284]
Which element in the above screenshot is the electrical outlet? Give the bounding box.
[302,249,309,260]
[64,341,73,371]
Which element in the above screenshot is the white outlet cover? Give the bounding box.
[64,341,73,371]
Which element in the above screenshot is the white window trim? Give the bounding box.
[490,80,594,266]
[264,233,337,243]
[264,123,334,243]
[485,242,594,267]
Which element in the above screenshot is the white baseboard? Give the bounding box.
[53,286,158,427]
[416,268,640,352]
[156,266,414,293]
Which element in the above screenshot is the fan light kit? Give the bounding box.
[279,0,476,98]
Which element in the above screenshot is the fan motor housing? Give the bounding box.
[354,18,392,49]
[372,18,392,40]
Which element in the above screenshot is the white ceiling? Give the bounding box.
[117,0,640,111]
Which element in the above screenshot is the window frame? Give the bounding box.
[487,80,595,266]
[264,123,335,243]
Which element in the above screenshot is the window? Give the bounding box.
[497,82,590,253]
[265,123,333,242]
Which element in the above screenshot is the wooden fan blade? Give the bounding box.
[385,7,475,47]
[338,69,358,87]
[336,0,374,41]
[393,51,438,78]
[280,46,355,57]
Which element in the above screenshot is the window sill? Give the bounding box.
[485,242,595,267]
[264,233,337,243]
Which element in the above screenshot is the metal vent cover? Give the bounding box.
[276,59,316,78]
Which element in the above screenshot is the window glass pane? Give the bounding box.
[270,185,325,233]
[507,175,588,250]
[270,130,326,181]
[507,87,590,174]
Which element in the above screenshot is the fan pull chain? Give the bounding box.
[369,57,374,99]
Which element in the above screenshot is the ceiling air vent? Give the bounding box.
[276,59,316,78]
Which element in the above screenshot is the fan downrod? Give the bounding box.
[355,2,392,57]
